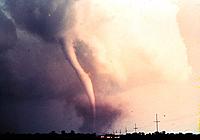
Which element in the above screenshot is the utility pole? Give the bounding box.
[134,123,138,133]
[154,114,160,132]
[125,127,128,134]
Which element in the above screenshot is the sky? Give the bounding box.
[0,0,200,134]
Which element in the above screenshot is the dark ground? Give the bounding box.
[1,131,200,140]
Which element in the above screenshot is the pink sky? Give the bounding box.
[68,0,200,133]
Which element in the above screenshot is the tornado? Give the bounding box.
[60,35,96,128]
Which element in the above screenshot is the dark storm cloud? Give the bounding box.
[0,37,84,133]
[5,0,72,41]
[0,0,122,133]
[0,9,17,97]
[0,0,82,133]
[75,102,121,133]
[0,35,82,100]
[0,10,17,52]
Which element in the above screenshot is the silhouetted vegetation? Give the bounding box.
[1,131,200,140]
